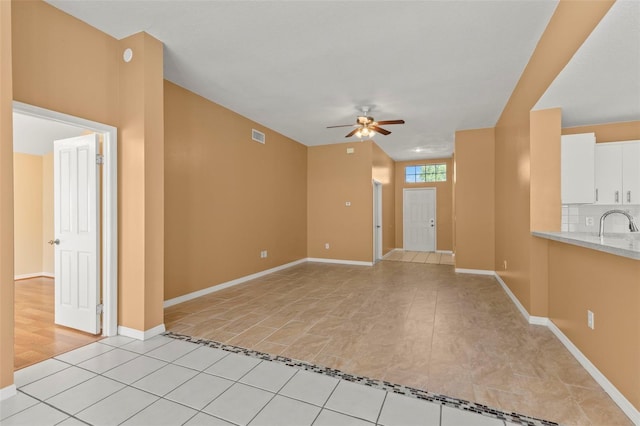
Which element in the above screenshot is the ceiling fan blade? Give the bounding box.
[345,128,360,138]
[375,119,405,125]
[327,124,357,129]
[371,125,391,135]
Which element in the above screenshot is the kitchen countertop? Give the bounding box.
[532,231,640,260]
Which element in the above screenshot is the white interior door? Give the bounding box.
[373,181,383,262]
[403,188,436,252]
[54,134,100,334]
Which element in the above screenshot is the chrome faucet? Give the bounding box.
[598,210,639,237]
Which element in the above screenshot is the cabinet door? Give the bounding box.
[622,141,640,204]
[561,133,595,204]
[595,143,622,204]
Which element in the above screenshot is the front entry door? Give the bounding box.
[403,188,436,252]
[53,134,101,334]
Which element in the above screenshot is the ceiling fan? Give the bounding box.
[327,107,405,138]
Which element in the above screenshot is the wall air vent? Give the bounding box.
[252,129,266,144]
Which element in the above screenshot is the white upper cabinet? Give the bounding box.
[561,133,595,204]
[622,142,640,204]
[595,140,640,205]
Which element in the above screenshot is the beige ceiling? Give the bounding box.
[42,1,637,161]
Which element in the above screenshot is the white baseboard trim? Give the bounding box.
[306,258,374,266]
[436,250,453,254]
[14,272,54,280]
[118,324,165,341]
[493,272,533,324]
[547,321,640,424]
[528,316,550,326]
[493,272,638,424]
[164,259,308,308]
[455,268,495,276]
[0,384,16,401]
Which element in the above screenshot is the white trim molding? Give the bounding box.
[455,268,495,276]
[547,321,640,424]
[118,324,165,341]
[164,259,308,308]
[494,272,638,424]
[14,272,54,280]
[494,272,533,323]
[14,101,118,337]
[436,250,453,254]
[0,384,17,401]
[307,258,374,267]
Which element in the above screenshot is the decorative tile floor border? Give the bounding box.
[164,331,559,426]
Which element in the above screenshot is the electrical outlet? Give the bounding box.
[260,250,268,258]
[586,217,594,226]
[263,250,267,258]
[325,243,330,249]
[503,260,507,270]
[587,310,595,330]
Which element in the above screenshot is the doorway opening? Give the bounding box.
[12,102,118,370]
[403,188,436,252]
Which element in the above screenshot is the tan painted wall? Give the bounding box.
[0,0,14,391]
[11,0,119,126]
[42,152,53,273]
[117,32,165,330]
[547,241,640,410]
[164,81,307,300]
[453,128,495,271]
[562,120,640,143]
[13,153,43,276]
[308,142,373,262]
[11,152,53,277]
[372,143,395,255]
[395,158,453,251]
[529,108,562,317]
[11,0,165,337]
[494,0,614,315]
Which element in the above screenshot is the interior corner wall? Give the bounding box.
[163,81,308,301]
[372,143,395,255]
[528,108,562,317]
[13,153,43,276]
[453,128,495,271]
[0,0,14,393]
[307,142,373,262]
[494,0,615,314]
[394,158,453,251]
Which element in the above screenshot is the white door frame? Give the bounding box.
[14,101,118,336]
[403,187,437,252]
[372,180,383,262]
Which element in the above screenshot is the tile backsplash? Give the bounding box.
[562,204,640,233]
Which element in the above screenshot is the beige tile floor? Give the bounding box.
[165,261,632,426]
[383,250,455,264]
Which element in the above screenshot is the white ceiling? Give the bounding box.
[535,0,640,128]
[41,1,637,161]
[13,112,87,156]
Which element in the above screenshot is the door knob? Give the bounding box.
[48,239,60,245]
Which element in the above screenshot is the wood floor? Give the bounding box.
[14,277,103,370]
